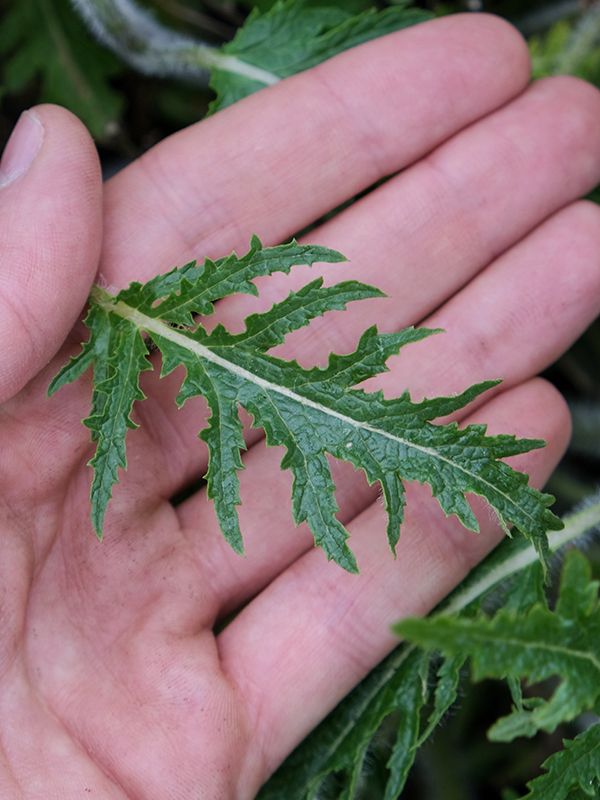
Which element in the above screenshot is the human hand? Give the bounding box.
[1,14,600,799]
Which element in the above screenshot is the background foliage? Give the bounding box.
[1,0,599,797]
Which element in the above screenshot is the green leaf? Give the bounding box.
[415,653,464,748]
[335,649,429,800]
[209,0,432,112]
[383,653,429,800]
[397,551,600,740]
[51,237,561,570]
[116,235,347,326]
[72,0,430,114]
[520,724,600,800]
[257,647,428,799]
[0,0,123,141]
[173,356,247,554]
[50,305,152,536]
[260,501,600,797]
[206,278,385,352]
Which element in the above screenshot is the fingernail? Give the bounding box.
[0,110,44,189]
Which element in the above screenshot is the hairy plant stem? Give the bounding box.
[71,0,279,84]
[150,0,234,39]
[442,496,600,613]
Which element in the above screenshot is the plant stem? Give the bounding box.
[442,495,600,614]
[71,0,279,85]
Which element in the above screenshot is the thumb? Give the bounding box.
[0,104,102,403]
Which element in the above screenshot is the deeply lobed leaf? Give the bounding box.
[50,305,152,535]
[397,551,600,739]
[51,237,561,571]
[257,647,430,800]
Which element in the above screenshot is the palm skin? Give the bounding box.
[1,14,600,800]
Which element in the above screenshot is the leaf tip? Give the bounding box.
[47,377,60,397]
[250,233,263,250]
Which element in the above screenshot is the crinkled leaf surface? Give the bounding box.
[51,236,560,572]
[209,0,432,112]
[397,550,600,738]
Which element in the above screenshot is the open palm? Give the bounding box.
[1,15,600,799]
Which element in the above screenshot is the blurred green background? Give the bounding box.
[2,1,599,160]
[1,1,599,797]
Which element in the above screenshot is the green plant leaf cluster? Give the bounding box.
[0,0,124,141]
[209,0,432,111]
[260,500,600,798]
[258,646,450,799]
[50,236,560,573]
[397,551,600,741]
[397,549,600,799]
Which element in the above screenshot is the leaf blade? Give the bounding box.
[521,724,600,800]
[209,1,432,112]
[85,314,151,535]
[52,238,560,571]
[396,551,600,738]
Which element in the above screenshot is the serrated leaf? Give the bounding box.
[397,551,600,740]
[51,305,151,535]
[116,235,347,326]
[520,724,600,800]
[209,0,432,112]
[0,0,123,141]
[260,502,600,798]
[207,278,385,352]
[173,356,247,554]
[52,237,561,568]
[257,647,427,799]
[415,653,464,748]
[383,652,429,800]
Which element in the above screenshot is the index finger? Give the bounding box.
[101,14,530,287]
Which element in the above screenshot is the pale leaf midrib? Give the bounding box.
[90,287,541,529]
